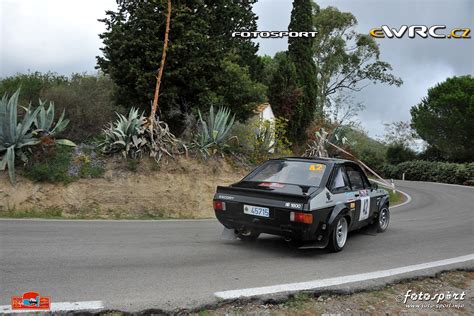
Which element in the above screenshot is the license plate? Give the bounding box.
[243,205,270,218]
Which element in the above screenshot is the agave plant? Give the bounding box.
[0,90,41,185]
[304,128,329,158]
[194,105,236,156]
[304,127,352,158]
[101,108,146,159]
[101,108,186,162]
[28,100,75,147]
[254,119,276,154]
[147,118,188,162]
[34,100,69,134]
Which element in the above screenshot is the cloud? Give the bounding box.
[0,0,116,76]
[1,0,472,137]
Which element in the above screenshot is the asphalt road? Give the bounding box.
[0,181,473,313]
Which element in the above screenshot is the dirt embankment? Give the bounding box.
[0,158,248,219]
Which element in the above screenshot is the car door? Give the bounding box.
[328,164,356,228]
[359,167,380,222]
[344,163,373,229]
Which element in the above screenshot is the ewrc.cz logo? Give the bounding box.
[232,31,317,38]
[11,292,51,310]
[369,25,471,39]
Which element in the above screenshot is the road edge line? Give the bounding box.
[391,188,412,209]
[0,300,104,314]
[214,254,474,299]
[0,218,217,223]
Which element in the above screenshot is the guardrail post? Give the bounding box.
[391,179,396,193]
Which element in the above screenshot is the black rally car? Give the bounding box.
[213,157,390,251]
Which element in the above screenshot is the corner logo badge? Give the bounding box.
[369,25,471,39]
[11,292,51,310]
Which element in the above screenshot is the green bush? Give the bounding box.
[230,116,292,164]
[25,146,75,183]
[380,160,474,185]
[386,143,417,165]
[25,144,105,184]
[41,74,121,142]
[0,72,121,142]
[0,72,68,106]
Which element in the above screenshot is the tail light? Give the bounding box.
[290,211,313,224]
[213,200,226,211]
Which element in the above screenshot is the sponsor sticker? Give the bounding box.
[285,202,303,209]
[345,192,356,202]
[259,182,285,188]
[309,164,324,171]
[359,196,370,221]
[218,195,234,200]
[11,292,51,310]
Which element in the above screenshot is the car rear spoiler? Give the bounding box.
[216,185,312,203]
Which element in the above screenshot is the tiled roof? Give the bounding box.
[254,102,271,114]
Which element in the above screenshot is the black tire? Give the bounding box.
[375,205,390,233]
[327,215,349,252]
[236,229,260,241]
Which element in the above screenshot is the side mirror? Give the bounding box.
[371,182,378,190]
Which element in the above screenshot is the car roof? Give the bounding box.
[277,156,355,165]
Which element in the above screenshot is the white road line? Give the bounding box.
[397,180,474,189]
[214,254,474,300]
[0,300,104,314]
[391,189,412,208]
[0,218,217,223]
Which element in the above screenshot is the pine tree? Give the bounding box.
[287,0,318,142]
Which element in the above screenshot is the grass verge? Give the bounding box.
[0,208,200,220]
[386,187,405,205]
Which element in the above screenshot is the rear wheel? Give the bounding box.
[236,229,260,241]
[327,216,348,252]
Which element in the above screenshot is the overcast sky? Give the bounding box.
[1,0,473,138]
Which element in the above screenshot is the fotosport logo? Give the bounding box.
[395,289,466,310]
[232,31,317,38]
[370,25,471,39]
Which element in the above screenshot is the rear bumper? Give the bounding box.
[215,207,332,248]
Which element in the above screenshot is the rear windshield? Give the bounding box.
[243,160,327,187]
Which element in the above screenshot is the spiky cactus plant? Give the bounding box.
[0,90,41,184]
[194,105,236,156]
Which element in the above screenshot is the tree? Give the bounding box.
[411,75,474,162]
[386,143,417,165]
[268,52,304,141]
[324,93,365,129]
[97,0,263,133]
[312,5,402,110]
[382,120,419,147]
[344,127,387,171]
[288,0,319,141]
[211,53,266,122]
